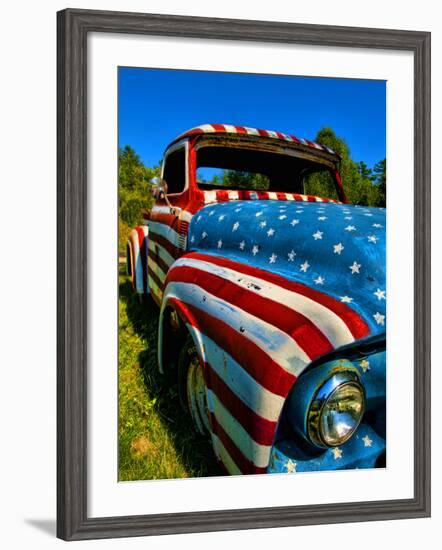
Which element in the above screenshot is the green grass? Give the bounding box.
[118,266,222,481]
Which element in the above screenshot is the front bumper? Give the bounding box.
[267,422,385,473]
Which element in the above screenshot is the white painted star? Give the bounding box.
[349,261,361,274]
[239,240,246,250]
[279,215,287,220]
[208,210,214,216]
[340,295,353,303]
[364,213,373,217]
[367,235,378,243]
[314,276,325,285]
[344,216,353,220]
[362,435,373,447]
[373,312,385,325]
[190,235,195,243]
[345,225,356,232]
[232,221,240,231]
[218,214,225,221]
[318,216,327,221]
[286,460,297,473]
[373,223,383,228]
[255,211,264,217]
[332,447,343,460]
[313,230,323,240]
[288,250,296,261]
[234,207,242,212]
[259,221,267,228]
[201,231,208,239]
[217,239,223,249]
[334,243,344,255]
[267,228,275,237]
[196,215,202,221]
[360,359,370,373]
[374,288,386,300]
[269,253,277,264]
[300,261,310,272]
[290,219,300,226]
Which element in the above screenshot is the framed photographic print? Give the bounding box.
[57,8,431,541]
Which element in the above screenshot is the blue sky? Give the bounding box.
[118,67,386,169]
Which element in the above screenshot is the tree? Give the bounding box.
[312,127,385,207]
[372,159,386,207]
[118,145,159,228]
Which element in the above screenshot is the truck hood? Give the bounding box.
[188,199,386,337]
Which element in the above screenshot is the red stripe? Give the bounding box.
[289,134,301,143]
[170,299,296,396]
[211,123,226,132]
[216,190,230,202]
[209,413,267,475]
[167,265,333,359]
[185,252,370,339]
[205,363,276,445]
[149,230,181,259]
[257,128,269,138]
[234,125,248,134]
[135,227,148,294]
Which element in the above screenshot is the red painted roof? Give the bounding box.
[171,123,339,157]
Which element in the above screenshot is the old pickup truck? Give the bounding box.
[126,123,386,475]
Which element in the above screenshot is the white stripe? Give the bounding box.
[223,124,237,133]
[129,230,144,295]
[266,130,279,139]
[280,133,293,141]
[211,434,242,475]
[164,281,310,375]
[208,390,271,468]
[244,127,260,136]
[204,190,217,204]
[147,239,175,268]
[188,324,284,421]
[173,257,355,348]
[148,256,166,282]
[286,193,295,201]
[315,197,323,202]
[150,206,193,224]
[148,220,183,249]
[178,210,193,223]
[197,124,216,133]
[228,190,239,200]
[267,192,278,200]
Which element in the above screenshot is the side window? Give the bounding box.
[163,147,186,194]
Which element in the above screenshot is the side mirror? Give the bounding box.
[151,178,168,200]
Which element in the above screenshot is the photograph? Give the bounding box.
[118,67,387,481]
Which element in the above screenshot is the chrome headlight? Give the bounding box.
[307,371,365,447]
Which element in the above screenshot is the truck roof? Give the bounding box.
[170,123,339,158]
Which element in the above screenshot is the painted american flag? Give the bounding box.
[156,198,386,475]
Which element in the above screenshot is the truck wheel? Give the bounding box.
[178,335,210,436]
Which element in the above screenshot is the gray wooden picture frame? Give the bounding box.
[57,8,431,541]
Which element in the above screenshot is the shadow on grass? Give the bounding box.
[119,276,223,479]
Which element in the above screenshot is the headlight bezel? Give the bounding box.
[307,370,365,448]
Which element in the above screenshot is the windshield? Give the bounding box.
[195,143,340,200]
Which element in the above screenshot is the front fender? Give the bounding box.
[160,251,375,475]
[127,226,149,294]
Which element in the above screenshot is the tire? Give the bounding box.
[177,335,210,436]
